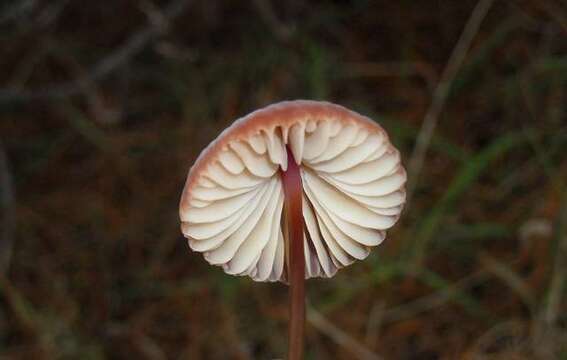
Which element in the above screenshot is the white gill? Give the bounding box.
[180,118,406,282]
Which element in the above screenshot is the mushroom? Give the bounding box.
[179,100,406,359]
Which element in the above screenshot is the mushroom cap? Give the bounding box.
[180,100,406,282]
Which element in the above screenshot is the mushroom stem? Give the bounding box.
[282,147,305,360]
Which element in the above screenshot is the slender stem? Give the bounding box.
[281,147,305,360]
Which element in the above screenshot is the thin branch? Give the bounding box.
[406,0,495,204]
[0,0,191,104]
[0,140,16,273]
[516,28,567,327]
[545,189,567,326]
[307,307,383,360]
[380,271,490,324]
[364,301,385,350]
[471,320,528,355]
[478,253,536,311]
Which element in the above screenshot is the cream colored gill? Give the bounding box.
[180,115,406,282]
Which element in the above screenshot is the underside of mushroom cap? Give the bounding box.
[179,100,406,282]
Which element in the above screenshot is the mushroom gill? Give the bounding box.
[179,100,406,282]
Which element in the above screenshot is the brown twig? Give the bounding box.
[516,28,567,327]
[380,271,490,324]
[307,307,383,360]
[478,253,536,311]
[364,301,385,351]
[545,189,567,326]
[0,0,191,104]
[406,0,495,204]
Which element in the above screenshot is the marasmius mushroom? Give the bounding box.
[179,100,406,359]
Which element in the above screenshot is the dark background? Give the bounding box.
[1,0,566,359]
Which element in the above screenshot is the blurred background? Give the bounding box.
[1,0,566,359]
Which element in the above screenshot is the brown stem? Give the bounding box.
[281,147,305,360]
